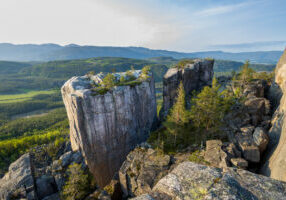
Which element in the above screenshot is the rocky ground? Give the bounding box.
[0,142,87,200]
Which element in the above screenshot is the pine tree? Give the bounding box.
[189,77,233,136]
[101,73,116,89]
[61,163,91,200]
[164,82,189,146]
[239,60,255,83]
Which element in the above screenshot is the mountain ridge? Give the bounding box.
[0,43,283,64]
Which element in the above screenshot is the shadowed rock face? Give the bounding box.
[61,72,157,187]
[261,49,286,181]
[159,59,214,119]
[0,154,36,200]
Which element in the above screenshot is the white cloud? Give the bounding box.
[194,2,250,17]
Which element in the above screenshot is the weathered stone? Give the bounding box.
[243,79,267,98]
[61,71,157,187]
[0,153,36,200]
[36,175,57,200]
[204,140,229,168]
[160,59,214,118]
[261,49,286,181]
[42,193,60,200]
[241,145,260,163]
[253,127,269,153]
[230,158,248,169]
[59,151,73,168]
[223,142,242,158]
[240,125,255,135]
[244,97,269,126]
[119,147,171,198]
[143,162,286,200]
[235,128,260,163]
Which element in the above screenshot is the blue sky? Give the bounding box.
[0,0,285,52]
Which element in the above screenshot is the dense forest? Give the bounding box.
[0,57,275,94]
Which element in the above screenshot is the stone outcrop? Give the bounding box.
[223,80,271,165]
[0,142,86,200]
[0,153,36,200]
[261,49,286,181]
[119,146,171,198]
[160,59,214,119]
[132,162,286,200]
[61,70,157,187]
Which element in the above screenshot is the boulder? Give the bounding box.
[160,59,214,119]
[61,70,158,187]
[59,151,73,168]
[0,153,36,200]
[235,131,260,163]
[36,175,57,200]
[253,127,269,153]
[42,193,60,200]
[241,145,260,163]
[204,140,229,168]
[136,161,286,200]
[243,79,267,98]
[119,147,171,198]
[244,97,269,126]
[230,158,248,169]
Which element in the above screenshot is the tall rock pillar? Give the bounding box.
[61,71,157,187]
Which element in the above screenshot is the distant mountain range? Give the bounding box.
[0,43,283,64]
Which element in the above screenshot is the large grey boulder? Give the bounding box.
[204,140,229,168]
[253,127,269,153]
[119,147,171,198]
[62,70,157,187]
[160,59,214,119]
[36,175,57,200]
[134,161,286,200]
[261,49,286,181]
[0,153,36,200]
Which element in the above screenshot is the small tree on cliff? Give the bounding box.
[238,60,255,83]
[189,77,233,136]
[164,82,189,146]
[61,163,92,200]
[101,73,116,89]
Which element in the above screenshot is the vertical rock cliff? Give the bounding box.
[61,71,157,187]
[159,59,214,118]
[261,49,286,181]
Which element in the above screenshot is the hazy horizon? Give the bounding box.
[0,0,285,52]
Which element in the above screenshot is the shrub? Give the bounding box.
[177,59,195,69]
[125,70,136,81]
[236,60,255,83]
[189,78,234,136]
[101,73,116,89]
[61,163,93,200]
[140,65,151,79]
[189,150,209,165]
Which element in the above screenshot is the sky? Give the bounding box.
[0,0,285,52]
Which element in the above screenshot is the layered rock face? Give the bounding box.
[160,59,214,118]
[61,71,157,187]
[135,162,286,200]
[0,142,84,200]
[120,147,286,200]
[261,49,286,181]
